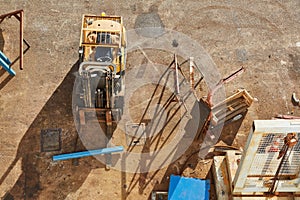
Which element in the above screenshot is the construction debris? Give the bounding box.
[207,67,245,107]
[275,114,300,119]
[211,89,253,126]
[196,89,254,146]
[213,120,300,198]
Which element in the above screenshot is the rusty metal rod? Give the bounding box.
[275,114,300,119]
[0,9,23,19]
[20,10,23,70]
[174,54,180,95]
[268,133,298,194]
[189,57,195,90]
[207,67,245,106]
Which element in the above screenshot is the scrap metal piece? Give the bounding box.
[269,133,298,194]
[189,57,202,101]
[169,54,192,115]
[211,89,253,125]
[207,67,245,107]
[233,120,300,196]
[292,92,300,106]
[277,133,298,159]
[275,114,300,119]
[174,54,180,95]
[189,57,195,90]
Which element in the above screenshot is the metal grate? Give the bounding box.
[40,128,62,152]
[249,133,300,177]
[233,120,300,194]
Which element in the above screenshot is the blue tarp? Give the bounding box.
[168,175,210,200]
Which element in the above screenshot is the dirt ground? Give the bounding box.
[0,0,300,199]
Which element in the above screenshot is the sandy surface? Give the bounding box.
[0,0,299,199]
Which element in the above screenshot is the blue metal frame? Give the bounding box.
[0,50,15,76]
[0,50,11,65]
[53,146,124,161]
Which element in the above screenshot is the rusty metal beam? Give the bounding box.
[275,114,300,119]
[0,9,23,19]
[174,54,180,95]
[105,110,113,169]
[189,57,195,90]
[19,10,23,70]
[207,67,245,107]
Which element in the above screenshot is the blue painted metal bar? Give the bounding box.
[53,146,124,161]
[0,57,16,76]
[0,50,11,65]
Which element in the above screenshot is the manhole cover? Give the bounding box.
[40,128,62,152]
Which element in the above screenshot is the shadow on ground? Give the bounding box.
[0,30,14,91]
[1,61,105,200]
[0,69,14,91]
[124,96,246,199]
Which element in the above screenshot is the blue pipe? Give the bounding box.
[53,146,124,161]
[0,57,16,76]
[0,50,11,65]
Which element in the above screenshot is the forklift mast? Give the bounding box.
[77,13,126,113]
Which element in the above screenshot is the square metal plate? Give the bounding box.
[40,128,62,152]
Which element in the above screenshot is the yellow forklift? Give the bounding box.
[72,13,126,167]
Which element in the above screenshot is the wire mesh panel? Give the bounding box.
[233,120,300,195]
[249,133,300,177]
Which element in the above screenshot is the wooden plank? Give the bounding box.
[212,89,253,110]
[212,156,231,200]
[233,131,263,194]
[226,151,242,193]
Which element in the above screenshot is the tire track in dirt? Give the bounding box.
[197,5,283,34]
